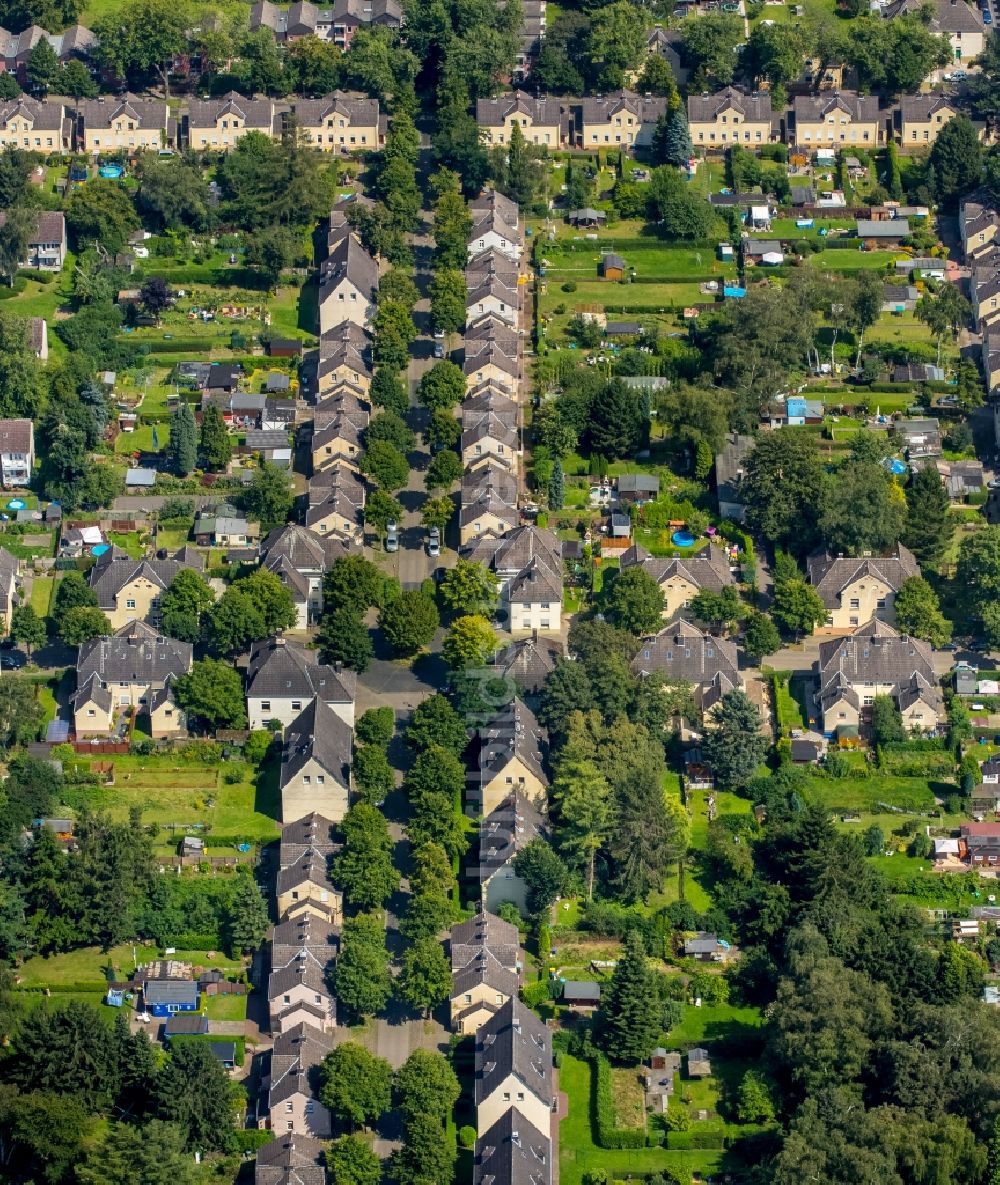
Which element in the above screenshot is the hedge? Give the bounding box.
[16,981,110,993]
[17,268,53,283]
[158,932,223,950]
[592,1054,647,1149]
[235,1130,274,1154]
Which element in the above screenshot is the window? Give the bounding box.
[503,1092,511,1102]
[126,599,136,609]
[286,1102,293,1112]
[317,775,325,785]
[877,598,886,608]
[292,701,302,711]
[303,776,311,785]
[849,598,860,609]
[283,994,291,1004]
[261,701,271,712]
[305,1101,314,1114]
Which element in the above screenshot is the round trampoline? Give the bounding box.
[5,499,25,510]
[672,530,696,548]
[90,544,110,557]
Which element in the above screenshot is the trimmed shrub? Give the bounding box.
[593,1054,646,1149]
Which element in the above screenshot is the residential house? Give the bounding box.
[617,474,660,504]
[0,96,69,152]
[254,1135,326,1185]
[715,431,753,522]
[0,418,32,487]
[517,0,547,72]
[971,255,1000,330]
[144,979,199,1017]
[262,523,355,628]
[77,95,171,154]
[246,636,357,730]
[687,87,774,148]
[961,822,1000,867]
[645,24,688,85]
[464,342,521,395]
[275,813,341,918]
[73,621,192,737]
[462,387,519,433]
[620,543,734,620]
[88,552,206,631]
[316,335,372,397]
[573,90,669,149]
[466,276,521,330]
[0,209,65,270]
[683,931,735,962]
[187,92,277,149]
[508,556,563,637]
[451,945,520,1035]
[467,248,521,293]
[310,414,365,474]
[268,959,336,1034]
[271,913,339,976]
[147,678,186,738]
[462,417,520,472]
[494,635,563,695]
[478,791,547,910]
[205,362,243,396]
[805,543,921,633]
[292,91,380,152]
[261,1024,334,1137]
[451,910,520,976]
[473,697,548,817]
[884,0,985,72]
[961,189,1000,258]
[897,417,943,459]
[0,546,17,635]
[249,0,403,47]
[280,698,352,824]
[474,1108,552,1185]
[790,92,882,146]
[474,997,554,1136]
[814,619,945,735]
[476,91,564,148]
[318,234,379,334]
[460,480,519,545]
[937,458,985,498]
[305,464,366,538]
[468,194,523,261]
[898,94,959,147]
[193,506,260,548]
[631,620,743,715]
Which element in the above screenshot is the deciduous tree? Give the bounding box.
[319,1043,393,1129]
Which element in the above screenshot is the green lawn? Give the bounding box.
[204,992,248,1021]
[29,575,54,617]
[666,1001,764,1048]
[57,754,281,841]
[799,772,946,814]
[559,1054,724,1185]
[16,942,149,987]
[809,248,898,270]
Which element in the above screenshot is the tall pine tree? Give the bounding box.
[601,931,661,1063]
[168,403,197,476]
[199,404,231,472]
[903,464,952,568]
[549,458,564,510]
[662,107,693,167]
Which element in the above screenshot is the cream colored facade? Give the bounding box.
[901,102,958,147]
[451,983,513,1035]
[794,110,880,145]
[78,98,167,154]
[149,694,185,738]
[297,113,379,152]
[318,360,371,397]
[318,278,375,334]
[281,761,349,827]
[817,573,896,634]
[269,982,336,1034]
[465,358,519,389]
[306,498,362,540]
[476,1074,551,1137]
[311,433,361,472]
[276,881,343,925]
[660,572,700,620]
[479,110,560,148]
[480,757,547,819]
[105,572,165,631]
[460,508,514,545]
[266,1089,332,1139]
[462,432,517,471]
[688,106,772,147]
[0,102,65,151]
[73,691,114,737]
[509,597,561,638]
[821,682,942,734]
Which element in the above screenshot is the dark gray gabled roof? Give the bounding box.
[255,1135,326,1185]
[495,636,563,694]
[474,1107,551,1185]
[462,462,518,507]
[278,812,339,867]
[77,620,192,687]
[451,909,520,973]
[475,997,554,1109]
[507,556,562,606]
[267,1022,334,1109]
[477,698,547,786]
[262,523,348,572]
[280,698,352,791]
[88,555,185,610]
[319,233,379,303]
[817,619,942,710]
[620,542,733,595]
[145,979,199,1005]
[268,957,331,1003]
[687,86,773,124]
[479,791,547,881]
[247,638,357,704]
[806,543,920,609]
[271,915,340,972]
[452,947,520,1001]
[631,619,741,687]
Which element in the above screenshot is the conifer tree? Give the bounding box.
[662,107,693,167]
[601,931,661,1063]
[168,403,197,476]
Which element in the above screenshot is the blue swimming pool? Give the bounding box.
[91,544,110,556]
[99,164,123,179]
[672,531,696,548]
[6,499,25,510]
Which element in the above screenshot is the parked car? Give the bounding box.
[386,522,399,552]
[433,342,445,358]
[427,526,440,557]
